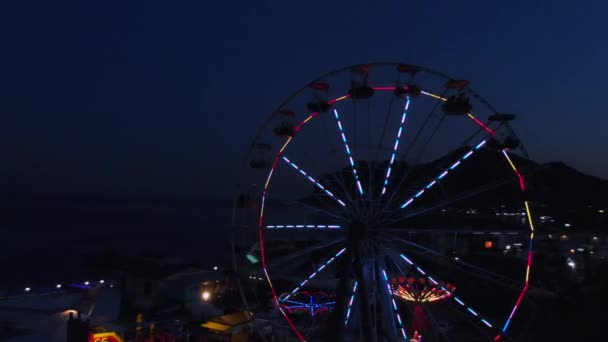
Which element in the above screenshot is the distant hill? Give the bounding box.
[0,150,606,230]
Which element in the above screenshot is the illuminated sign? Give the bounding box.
[90,332,124,342]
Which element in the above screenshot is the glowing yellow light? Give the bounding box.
[392,282,452,303]
[599,209,605,213]
[334,95,350,102]
[424,92,447,101]
[202,291,211,301]
[524,201,535,232]
[302,115,314,124]
[503,152,518,172]
[278,137,292,154]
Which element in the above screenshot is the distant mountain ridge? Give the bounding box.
[0,153,606,229]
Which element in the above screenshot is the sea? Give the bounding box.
[0,197,236,290]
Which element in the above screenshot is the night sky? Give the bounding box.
[1,0,607,198]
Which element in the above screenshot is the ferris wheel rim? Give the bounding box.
[239,63,535,342]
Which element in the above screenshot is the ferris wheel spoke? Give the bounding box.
[281,155,347,207]
[344,280,358,326]
[396,139,488,210]
[382,90,446,210]
[281,247,347,301]
[380,268,409,340]
[270,197,346,221]
[265,224,343,230]
[291,140,356,206]
[333,108,364,196]
[385,236,524,291]
[370,90,397,200]
[397,252,496,331]
[380,177,514,226]
[380,96,411,196]
[265,238,345,270]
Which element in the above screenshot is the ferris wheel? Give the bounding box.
[233,63,536,341]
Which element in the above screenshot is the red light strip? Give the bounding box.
[496,150,535,338]
[467,113,496,136]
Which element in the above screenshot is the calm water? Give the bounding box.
[0,199,236,289]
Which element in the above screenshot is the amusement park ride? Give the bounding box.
[233,63,536,341]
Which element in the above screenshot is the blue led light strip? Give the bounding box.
[400,140,487,209]
[333,109,364,196]
[266,224,341,229]
[382,97,411,195]
[282,156,346,207]
[382,269,408,340]
[344,281,358,325]
[280,297,335,316]
[399,254,493,328]
[282,248,347,301]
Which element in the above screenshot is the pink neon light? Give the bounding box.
[498,149,533,335]
[259,229,269,279]
[468,114,496,136]
[507,285,528,321]
[271,156,280,170]
[517,175,525,190]
[295,112,319,132]
[372,86,397,91]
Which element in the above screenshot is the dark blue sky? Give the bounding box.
[1,0,606,197]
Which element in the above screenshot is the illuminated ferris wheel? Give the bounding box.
[233,63,536,341]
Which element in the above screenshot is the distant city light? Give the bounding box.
[25,287,30,292]
[454,257,459,261]
[484,241,493,249]
[561,235,568,241]
[99,280,105,284]
[505,245,512,250]
[213,266,218,271]
[202,291,211,301]
[564,223,571,228]
[599,209,605,213]
[567,258,576,269]
[84,281,89,285]
[570,249,576,254]
[593,236,599,240]
[56,284,62,289]
[577,248,584,252]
